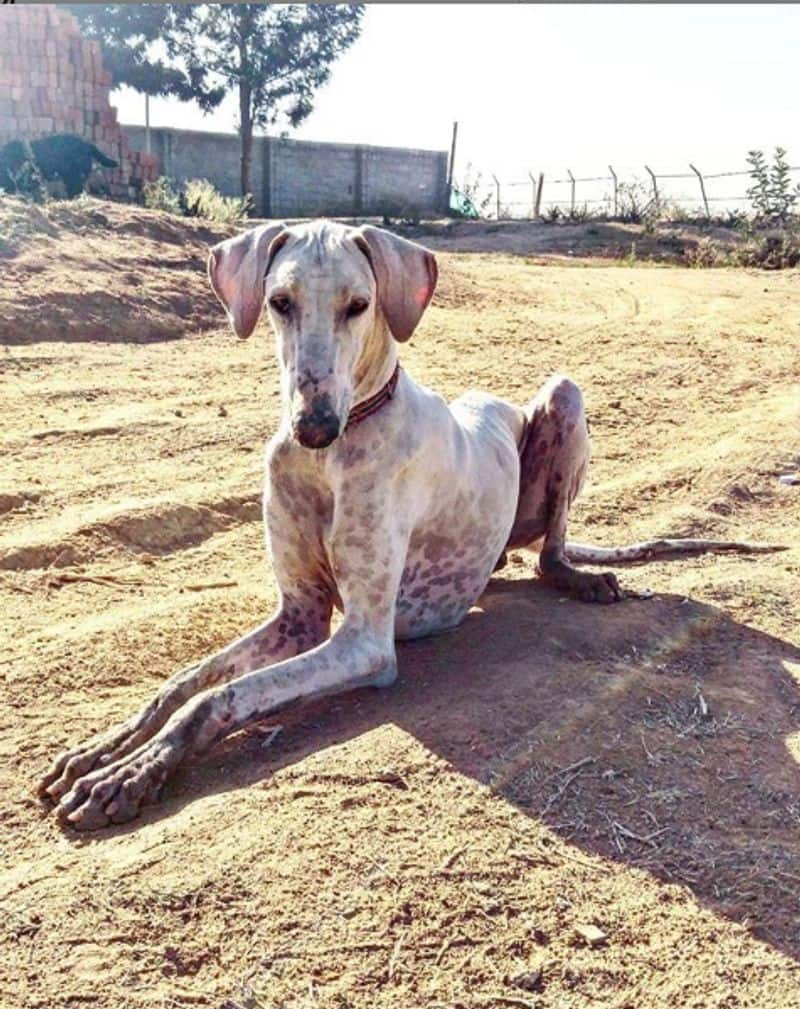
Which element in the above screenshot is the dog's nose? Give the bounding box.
[292,396,341,449]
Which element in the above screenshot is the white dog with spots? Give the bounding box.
[40,221,780,829]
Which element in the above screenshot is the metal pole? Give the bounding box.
[689,163,710,220]
[568,169,575,215]
[446,121,458,191]
[528,171,537,219]
[608,165,618,218]
[534,172,544,219]
[644,164,659,205]
[145,93,151,155]
[492,174,501,220]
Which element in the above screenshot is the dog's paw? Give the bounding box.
[540,564,624,604]
[39,718,151,803]
[53,741,177,831]
[569,570,624,604]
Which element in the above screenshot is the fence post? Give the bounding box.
[689,163,710,220]
[608,165,618,218]
[492,173,501,220]
[567,168,575,215]
[644,164,659,206]
[446,121,458,209]
[353,145,364,215]
[534,171,544,219]
[528,170,537,219]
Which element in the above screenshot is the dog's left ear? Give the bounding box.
[352,225,438,342]
[208,222,288,339]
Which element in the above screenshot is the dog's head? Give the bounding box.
[208,220,437,449]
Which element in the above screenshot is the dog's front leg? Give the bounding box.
[40,587,332,802]
[54,507,407,830]
[55,613,397,829]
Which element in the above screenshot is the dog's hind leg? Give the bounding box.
[40,586,333,800]
[506,375,623,603]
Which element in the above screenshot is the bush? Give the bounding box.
[746,147,799,225]
[684,226,800,269]
[182,179,252,225]
[450,162,492,219]
[375,195,422,227]
[142,176,182,215]
[143,176,252,224]
[732,230,800,269]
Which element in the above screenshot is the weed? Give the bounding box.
[182,178,252,225]
[746,147,799,225]
[144,176,251,224]
[450,162,492,219]
[142,176,182,215]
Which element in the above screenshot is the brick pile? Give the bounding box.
[0,4,157,199]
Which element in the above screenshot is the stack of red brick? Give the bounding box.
[0,5,158,199]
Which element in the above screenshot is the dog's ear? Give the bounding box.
[352,226,438,342]
[208,222,289,339]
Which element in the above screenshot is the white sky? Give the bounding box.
[114,3,800,205]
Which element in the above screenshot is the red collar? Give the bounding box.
[345,363,400,431]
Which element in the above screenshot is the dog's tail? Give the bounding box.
[565,538,787,565]
[87,144,118,169]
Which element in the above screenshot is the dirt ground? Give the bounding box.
[1,200,799,1009]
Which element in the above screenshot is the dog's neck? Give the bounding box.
[351,315,399,407]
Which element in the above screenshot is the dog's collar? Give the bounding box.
[345,363,401,431]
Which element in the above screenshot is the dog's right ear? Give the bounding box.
[208,222,289,339]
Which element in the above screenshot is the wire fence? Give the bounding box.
[475,164,800,220]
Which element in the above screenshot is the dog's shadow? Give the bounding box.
[108,576,800,961]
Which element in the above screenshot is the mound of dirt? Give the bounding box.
[1,203,799,1009]
[0,196,233,344]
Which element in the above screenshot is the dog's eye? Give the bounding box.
[269,295,292,317]
[346,298,369,319]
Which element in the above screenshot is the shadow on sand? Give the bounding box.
[77,575,800,961]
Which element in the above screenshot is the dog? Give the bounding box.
[0,133,117,199]
[39,220,779,830]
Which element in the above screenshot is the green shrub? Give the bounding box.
[450,163,492,219]
[182,178,252,225]
[143,176,251,224]
[746,147,799,225]
[142,176,182,215]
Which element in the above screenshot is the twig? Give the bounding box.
[259,725,283,750]
[48,572,144,589]
[439,845,468,872]
[184,580,238,591]
[541,757,595,814]
[612,821,669,848]
[388,932,406,981]
[542,755,595,782]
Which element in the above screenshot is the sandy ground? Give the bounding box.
[1,201,800,1009]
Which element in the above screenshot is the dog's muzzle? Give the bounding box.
[292,394,341,450]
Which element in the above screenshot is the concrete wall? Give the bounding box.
[123,125,448,218]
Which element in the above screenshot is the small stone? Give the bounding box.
[174,409,183,418]
[510,968,543,992]
[218,405,228,417]
[574,923,607,947]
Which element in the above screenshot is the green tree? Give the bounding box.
[66,3,364,201]
[181,4,364,197]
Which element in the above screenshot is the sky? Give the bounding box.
[114,4,800,210]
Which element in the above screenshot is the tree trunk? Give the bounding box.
[239,77,253,199]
